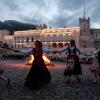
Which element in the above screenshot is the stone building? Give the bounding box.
[79,17,100,51]
[0,30,9,42]
[14,27,80,50]
[0,17,100,51]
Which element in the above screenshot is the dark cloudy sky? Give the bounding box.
[0,0,100,28]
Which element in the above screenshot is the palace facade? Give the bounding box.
[0,17,100,51]
[79,17,99,50]
[13,27,80,50]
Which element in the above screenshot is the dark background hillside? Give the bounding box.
[0,20,36,35]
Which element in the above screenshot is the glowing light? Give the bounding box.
[26,54,54,66]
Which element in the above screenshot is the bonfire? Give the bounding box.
[25,54,54,66]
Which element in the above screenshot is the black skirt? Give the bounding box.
[24,61,51,89]
[64,61,82,76]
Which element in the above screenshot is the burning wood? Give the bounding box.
[25,54,54,66]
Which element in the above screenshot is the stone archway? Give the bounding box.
[52,43,57,48]
[58,43,63,48]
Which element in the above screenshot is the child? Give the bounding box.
[89,54,100,83]
[64,55,82,83]
[0,69,10,87]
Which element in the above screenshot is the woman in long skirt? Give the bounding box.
[24,41,51,89]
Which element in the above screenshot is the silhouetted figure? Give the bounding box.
[59,39,86,67]
[89,50,100,83]
[24,41,51,89]
[59,39,85,83]
[0,69,10,87]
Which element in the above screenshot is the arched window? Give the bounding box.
[52,43,57,48]
[64,42,69,46]
[31,37,34,42]
[58,35,63,42]
[26,37,29,42]
[58,43,63,48]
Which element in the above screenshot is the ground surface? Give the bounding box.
[0,59,100,100]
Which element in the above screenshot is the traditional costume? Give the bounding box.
[24,48,51,89]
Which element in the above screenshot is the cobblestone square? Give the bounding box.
[0,59,100,100]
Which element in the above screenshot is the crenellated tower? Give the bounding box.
[79,0,94,49]
[79,17,94,48]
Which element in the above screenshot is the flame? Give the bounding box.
[26,54,54,66]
